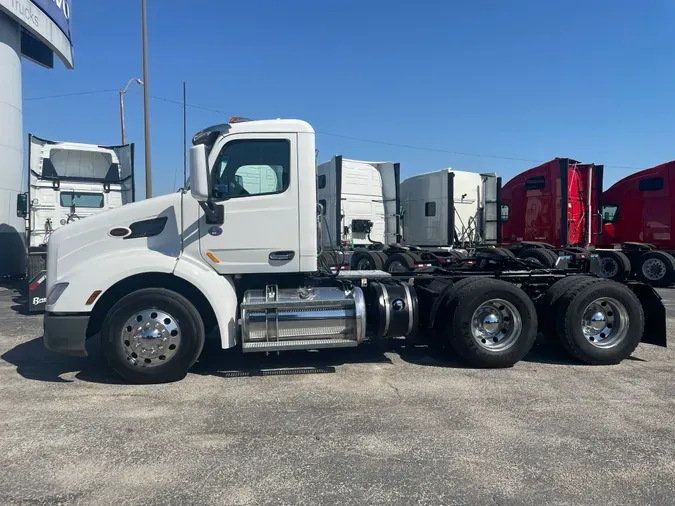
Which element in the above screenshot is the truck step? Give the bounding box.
[242,338,358,353]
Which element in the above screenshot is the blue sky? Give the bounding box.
[22,0,675,198]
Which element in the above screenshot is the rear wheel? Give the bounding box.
[554,280,643,364]
[101,288,206,384]
[636,251,675,287]
[351,251,384,271]
[517,248,556,268]
[442,278,538,367]
[385,252,416,273]
[597,251,631,282]
[536,275,594,340]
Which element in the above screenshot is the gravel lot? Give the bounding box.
[1,283,675,506]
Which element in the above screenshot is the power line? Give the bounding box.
[24,89,118,101]
[22,88,645,171]
[315,131,543,164]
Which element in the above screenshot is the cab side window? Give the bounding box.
[602,205,618,223]
[212,139,290,199]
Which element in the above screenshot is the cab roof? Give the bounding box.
[192,118,314,146]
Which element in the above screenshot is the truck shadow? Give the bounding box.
[2,335,646,385]
[1,281,28,315]
[10,294,28,315]
[190,340,394,378]
[1,336,395,384]
[1,336,127,384]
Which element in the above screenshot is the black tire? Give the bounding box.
[542,249,559,266]
[636,251,675,287]
[517,248,556,268]
[351,251,383,271]
[319,250,340,270]
[101,288,206,384]
[385,252,416,273]
[496,247,517,260]
[554,279,644,365]
[373,251,389,269]
[442,278,538,368]
[597,251,631,282]
[431,277,483,346]
[536,275,594,340]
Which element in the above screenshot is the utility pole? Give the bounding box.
[141,0,152,199]
[183,82,187,189]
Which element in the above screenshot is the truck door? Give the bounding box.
[198,133,301,274]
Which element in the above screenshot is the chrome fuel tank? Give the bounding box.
[240,285,366,347]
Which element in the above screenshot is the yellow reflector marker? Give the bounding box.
[86,290,102,305]
[206,251,220,263]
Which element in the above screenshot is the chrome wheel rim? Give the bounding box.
[357,258,372,270]
[581,297,629,348]
[599,257,619,278]
[388,260,407,273]
[642,258,666,281]
[121,309,181,367]
[471,299,522,352]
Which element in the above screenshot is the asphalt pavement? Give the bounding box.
[1,284,675,506]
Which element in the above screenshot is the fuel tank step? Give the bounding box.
[242,338,358,353]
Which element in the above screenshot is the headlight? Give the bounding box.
[47,282,69,305]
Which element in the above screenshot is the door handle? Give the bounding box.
[269,251,295,261]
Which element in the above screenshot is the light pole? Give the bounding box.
[141,0,152,199]
[119,78,143,145]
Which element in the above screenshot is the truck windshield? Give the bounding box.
[48,149,118,180]
[60,192,104,208]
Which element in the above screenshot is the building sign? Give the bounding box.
[32,0,72,41]
[0,0,74,69]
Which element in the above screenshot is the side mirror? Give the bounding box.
[190,144,210,201]
[16,193,28,218]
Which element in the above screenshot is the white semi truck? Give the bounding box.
[42,118,666,384]
[17,135,135,312]
[317,156,500,272]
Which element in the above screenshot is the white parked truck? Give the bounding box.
[317,156,500,273]
[17,135,135,312]
[42,118,666,384]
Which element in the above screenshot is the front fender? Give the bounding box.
[46,250,177,313]
[173,256,238,350]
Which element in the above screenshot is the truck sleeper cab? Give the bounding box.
[500,158,603,268]
[597,160,675,286]
[317,158,501,274]
[42,118,666,384]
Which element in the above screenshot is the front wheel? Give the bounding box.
[101,288,206,384]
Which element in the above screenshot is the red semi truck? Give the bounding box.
[500,158,602,267]
[597,161,675,286]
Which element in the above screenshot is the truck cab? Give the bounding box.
[399,168,499,248]
[501,158,603,249]
[600,161,675,250]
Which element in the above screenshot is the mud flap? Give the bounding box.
[28,270,47,313]
[629,283,667,347]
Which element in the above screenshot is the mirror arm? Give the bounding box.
[199,200,224,225]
